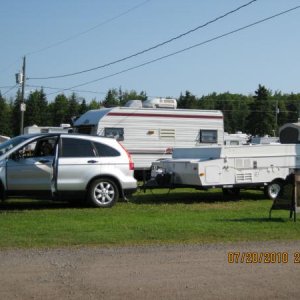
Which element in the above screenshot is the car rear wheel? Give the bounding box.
[88,178,119,208]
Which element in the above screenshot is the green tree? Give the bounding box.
[118,89,147,106]
[11,89,23,136]
[246,85,275,136]
[102,89,119,107]
[199,93,219,110]
[51,94,69,125]
[177,91,198,108]
[24,89,49,127]
[285,93,300,124]
[88,98,101,110]
[78,99,88,115]
[199,92,251,133]
[0,93,12,136]
[228,94,251,134]
[66,93,80,123]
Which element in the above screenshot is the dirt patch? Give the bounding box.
[0,241,300,299]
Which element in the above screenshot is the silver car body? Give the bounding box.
[0,134,137,206]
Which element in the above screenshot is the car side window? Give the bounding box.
[93,142,120,157]
[10,137,57,160]
[61,138,96,157]
[35,139,56,156]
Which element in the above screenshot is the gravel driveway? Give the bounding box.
[0,241,300,300]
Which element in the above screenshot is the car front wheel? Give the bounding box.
[88,178,119,208]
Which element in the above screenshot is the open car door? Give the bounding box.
[51,140,59,198]
[6,135,59,197]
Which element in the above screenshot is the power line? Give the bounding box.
[47,5,300,96]
[1,84,18,96]
[26,84,106,95]
[0,85,16,89]
[0,57,22,74]
[28,0,258,80]
[223,109,296,113]
[25,0,152,56]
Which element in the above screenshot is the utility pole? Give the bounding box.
[274,100,279,136]
[17,56,26,134]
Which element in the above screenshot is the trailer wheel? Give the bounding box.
[264,181,282,200]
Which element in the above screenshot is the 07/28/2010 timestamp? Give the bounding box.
[228,252,300,264]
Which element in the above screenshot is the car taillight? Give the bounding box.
[118,142,134,170]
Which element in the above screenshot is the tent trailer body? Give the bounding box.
[150,144,300,198]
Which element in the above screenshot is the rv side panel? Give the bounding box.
[96,108,223,169]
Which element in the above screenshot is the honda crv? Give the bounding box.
[0,133,137,207]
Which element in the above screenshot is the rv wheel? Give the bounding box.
[264,181,282,200]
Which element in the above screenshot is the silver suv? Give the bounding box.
[0,133,137,207]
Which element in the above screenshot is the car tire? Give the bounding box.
[88,178,119,208]
[264,180,282,200]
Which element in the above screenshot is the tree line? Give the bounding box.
[0,85,299,137]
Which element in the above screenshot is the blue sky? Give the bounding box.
[1,0,300,102]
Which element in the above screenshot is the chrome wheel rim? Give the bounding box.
[269,183,281,199]
[94,182,115,204]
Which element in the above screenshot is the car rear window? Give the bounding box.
[61,138,96,157]
[93,142,120,157]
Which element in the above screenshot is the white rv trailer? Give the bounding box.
[149,143,300,199]
[73,100,224,172]
[0,135,10,143]
[24,124,72,134]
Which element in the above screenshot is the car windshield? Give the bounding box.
[0,135,31,156]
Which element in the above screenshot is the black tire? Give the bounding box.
[88,178,119,208]
[264,181,282,200]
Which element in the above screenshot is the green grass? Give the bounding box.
[0,188,299,249]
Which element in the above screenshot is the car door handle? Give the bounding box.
[87,160,98,163]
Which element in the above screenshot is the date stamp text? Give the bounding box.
[228,251,300,264]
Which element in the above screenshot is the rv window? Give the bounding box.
[93,142,120,157]
[104,128,124,141]
[61,138,96,157]
[199,130,217,143]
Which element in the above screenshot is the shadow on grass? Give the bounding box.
[0,189,268,211]
[0,198,89,212]
[220,217,289,223]
[131,189,266,205]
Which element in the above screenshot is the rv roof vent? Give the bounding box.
[142,98,177,109]
[124,100,143,108]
